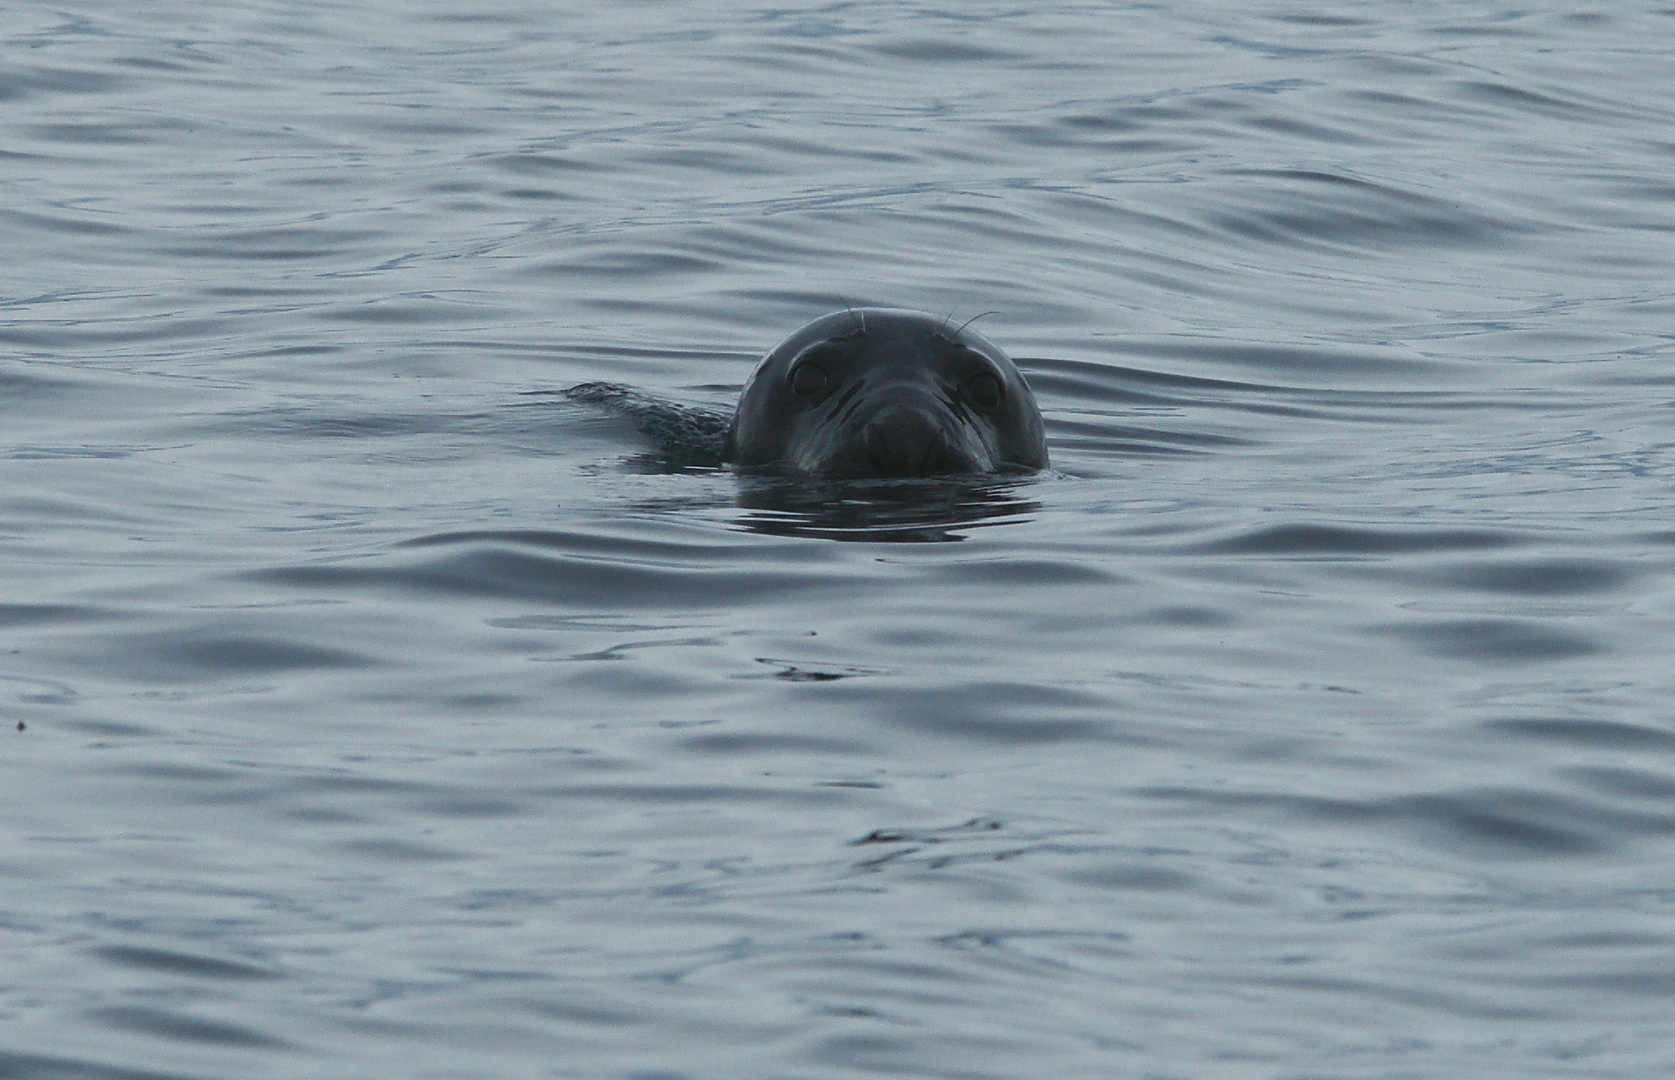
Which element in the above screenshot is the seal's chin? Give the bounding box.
[792,397,996,478]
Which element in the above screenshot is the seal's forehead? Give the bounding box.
[769,308,1010,364]
[783,308,870,341]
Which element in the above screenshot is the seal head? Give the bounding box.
[725,308,1048,477]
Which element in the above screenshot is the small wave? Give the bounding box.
[1195,523,1518,556]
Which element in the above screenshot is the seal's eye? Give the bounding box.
[965,371,1003,410]
[789,362,829,398]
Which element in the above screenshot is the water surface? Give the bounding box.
[4,2,1675,1077]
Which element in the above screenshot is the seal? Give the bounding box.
[725,308,1048,477]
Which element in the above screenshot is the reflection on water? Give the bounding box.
[733,474,1043,542]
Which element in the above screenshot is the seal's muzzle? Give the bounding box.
[857,401,974,477]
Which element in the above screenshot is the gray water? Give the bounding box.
[4,2,1675,1077]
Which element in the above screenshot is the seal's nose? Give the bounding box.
[860,405,961,476]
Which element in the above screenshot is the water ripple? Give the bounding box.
[6,2,1675,1076]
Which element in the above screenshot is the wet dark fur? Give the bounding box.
[725,308,1047,477]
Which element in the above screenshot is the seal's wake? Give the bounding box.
[560,382,732,471]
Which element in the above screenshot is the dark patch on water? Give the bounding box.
[0,66,127,101]
[134,633,376,677]
[1198,523,1518,556]
[1411,558,1635,595]
[88,1007,289,1049]
[1141,785,1667,858]
[1379,618,1602,662]
[0,1053,197,1080]
[1486,717,1675,750]
[853,817,1005,846]
[678,731,870,755]
[93,946,279,981]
